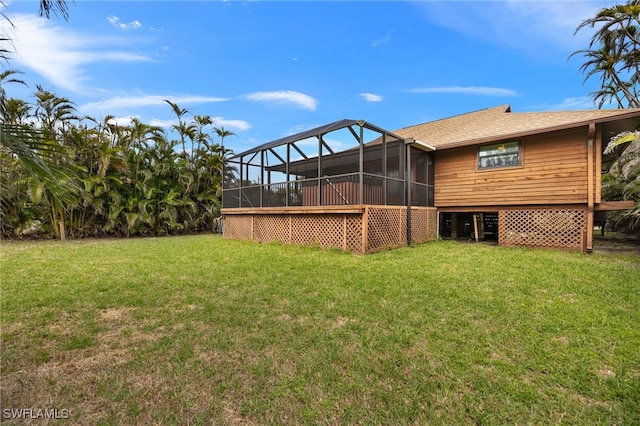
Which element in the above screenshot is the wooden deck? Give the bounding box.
[222,205,437,254]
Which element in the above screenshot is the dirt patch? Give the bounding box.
[593,234,640,255]
[330,316,356,330]
[551,336,570,346]
[598,367,616,378]
[99,307,132,321]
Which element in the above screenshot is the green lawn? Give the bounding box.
[1,235,639,425]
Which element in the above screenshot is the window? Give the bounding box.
[478,140,521,170]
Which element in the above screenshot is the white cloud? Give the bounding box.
[211,117,251,131]
[0,14,152,94]
[107,115,140,127]
[107,15,142,30]
[244,90,317,111]
[360,93,383,102]
[82,94,231,111]
[407,86,518,97]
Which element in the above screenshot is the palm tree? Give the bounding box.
[2,98,31,125]
[27,87,80,240]
[33,85,79,139]
[214,126,236,152]
[0,70,26,115]
[572,0,640,108]
[128,118,163,150]
[193,114,213,161]
[165,100,196,156]
[0,75,74,239]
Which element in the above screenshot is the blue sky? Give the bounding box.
[1,0,619,155]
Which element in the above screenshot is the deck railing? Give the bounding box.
[223,172,432,209]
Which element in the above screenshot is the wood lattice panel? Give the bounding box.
[254,215,289,243]
[290,215,344,249]
[345,215,363,253]
[410,208,434,244]
[427,209,438,241]
[223,215,253,240]
[499,208,586,251]
[367,207,406,251]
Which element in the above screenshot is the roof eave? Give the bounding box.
[435,113,640,150]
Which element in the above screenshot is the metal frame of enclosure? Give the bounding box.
[221,119,438,253]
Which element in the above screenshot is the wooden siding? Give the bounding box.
[434,127,591,207]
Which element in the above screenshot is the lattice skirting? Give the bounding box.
[223,206,437,254]
[498,208,587,251]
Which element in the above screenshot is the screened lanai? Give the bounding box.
[221,120,438,254]
[222,119,435,209]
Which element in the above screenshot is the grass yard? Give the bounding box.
[1,235,639,425]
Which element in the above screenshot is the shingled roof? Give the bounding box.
[393,105,640,149]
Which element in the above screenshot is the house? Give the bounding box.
[221,105,640,253]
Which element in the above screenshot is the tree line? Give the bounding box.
[1,73,234,240]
